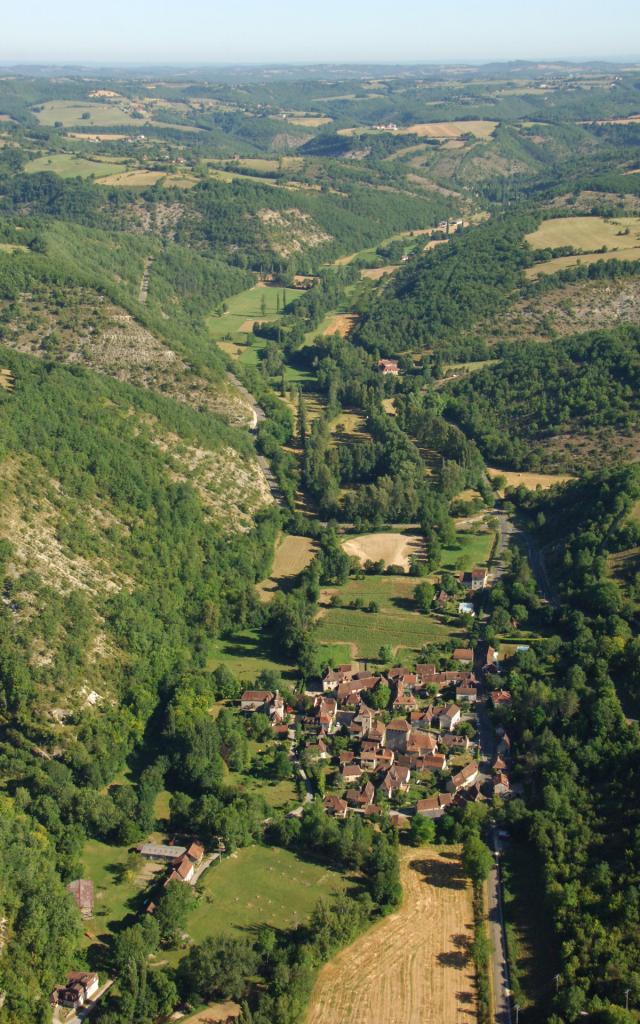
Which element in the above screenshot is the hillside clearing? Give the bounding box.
[487,467,574,493]
[342,531,423,570]
[306,846,476,1024]
[25,153,126,178]
[526,216,640,276]
[323,313,360,337]
[257,534,318,601]
[34,100,146,127]
[527,216,640,253]
[360,265,400,280]
[208,284,301,340]
[526,247,640,278]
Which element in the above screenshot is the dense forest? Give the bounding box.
[447,326,640,471]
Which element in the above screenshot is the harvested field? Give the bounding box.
[407,119,496,139]
[360,265,399,280]
[67,132,128,141]
[257,534,317,601]
[96,169,167,187]
[338,119,495,139]
[0,368,14,391]
[487,467,574,493]
[323,313,359,337]
[288,116,333,127]
[342,532,423,571]
[306,846,476,1024]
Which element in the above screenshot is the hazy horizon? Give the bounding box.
[3,0,640,65]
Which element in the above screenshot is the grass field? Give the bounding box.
[185,846,348,946]
[316,575,461,660]
[257,534,318,602]
[210,156,303,173]
[82,839,160,940]
[224,764,297,810]
[526,246,640,277]
[34,100,146,127]
[288,116,333,127]
[527,216,640,252]
[208,628,297,682]
[207,285,301,340]
[25,153,127,178]
[306,846,476,1024]
[342,531,424,570]
[440,528,495,572]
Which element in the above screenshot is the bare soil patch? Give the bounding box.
[474,277,640,343]
[306,846,476,1024]
[0,291,254,426]
[342,532,423,571]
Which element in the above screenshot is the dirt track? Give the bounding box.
[306,847,477,1024]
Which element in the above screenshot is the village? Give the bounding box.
[50,563,518,1022]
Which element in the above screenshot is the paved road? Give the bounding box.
[489,509,519,583]
[488,829,513,1024]
[476,700,513,1024]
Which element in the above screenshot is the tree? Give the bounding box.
[178,935,257,1003]
[271,748,291,781]
[156,881,196,947]
[462,833,493,886]
[414,581,435,612]
[410,814,436,846]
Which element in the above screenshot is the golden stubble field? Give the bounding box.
[306,847,477,1024]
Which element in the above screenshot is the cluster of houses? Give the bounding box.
[239,633,517,827]
[306,659,487,821]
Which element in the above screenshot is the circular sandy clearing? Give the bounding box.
[342,532,424,571]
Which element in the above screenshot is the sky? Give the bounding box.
[1,0,639,65]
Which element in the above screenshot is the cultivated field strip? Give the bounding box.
[306,847,476,1024]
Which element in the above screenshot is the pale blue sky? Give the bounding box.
[2,0,639,64]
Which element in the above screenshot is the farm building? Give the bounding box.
[416,792,454,819]
[240,690,273,713]
[66,879,94,919]
[378,358,400,375]
[139,843,187,861]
